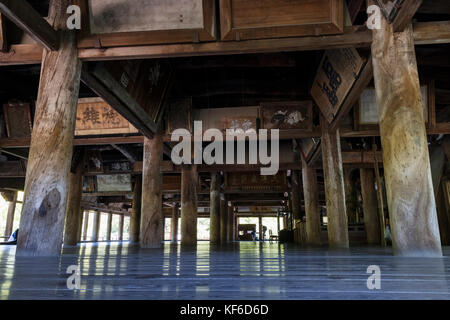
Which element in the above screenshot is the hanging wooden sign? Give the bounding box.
[3,102,32,138]
[225,172,287,191]
[311,48,364,123]
[75,98,138,136]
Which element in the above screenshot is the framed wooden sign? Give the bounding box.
[102,60,172,122]
[260,101,313,131]
[168,98,192,134]
[3,102,32,138]
[75,98,138,136]
[97,174,132,192]
[225,171,287,191]
[193,106,259,133]
[355,82,434,130]
[311,48,364,123]
[75,0,216,48]
[220,0,344,41]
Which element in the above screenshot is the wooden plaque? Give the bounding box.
[3,102,32,138]
[356,83,433,129]
[225,171,287,191]
[76,0,216,48]
[311,48,364,123]
[75,98,138,136]
[220,0,343,41]
[97,174,132,192]
[260,101,313,131]
[168,98,192,134]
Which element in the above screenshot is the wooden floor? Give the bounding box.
[0,242,449,300]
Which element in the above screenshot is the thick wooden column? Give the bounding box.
[106,213,112,241]
[140,135,163,248]
[82,211,89,241]
[181,165,198,246]
[92,211,100,242]
[360,168,381,245]
[220,196,228,243]
[302,157,321,245]
[129,175,142,243]
[118,214,124,241]
[16,0,81,256]
[291,170,302,223]
[259,216,264,241]
[63,159,84,246]
[76,209,84,243]
[227,204,234,242]
[320,115,349,248]
[371,18,442,256]
[171,203,179,243]
[4,192,16,238]
[209,172,221,244]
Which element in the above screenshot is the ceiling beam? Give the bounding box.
[1,21,449,66]
[0,0,59,51]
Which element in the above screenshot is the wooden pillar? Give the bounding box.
[63,158,84,246]
[140,135,163,248]
[371,18,442,256]
[4,192,16,238]
[106,213,112,241]
[181,165,198,246]
[129,175,142,243]
[171,203,179,243]
[227,203,234,242]
[360,168,381,245]
[209,172,221,244]
[82,211,89,241]
[302,157,321,245]
[320,115,349,248]
[258,216,263,241]
[76,209,84,243]
[220,195,227,243]
[344,168,357,225]
[277,215,280,234]
[118,214,124,241]
[16,0,82,256]
[92,211,100,242]
[291,170,301,222]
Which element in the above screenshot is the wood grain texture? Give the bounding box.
[16,0,82,256]
[181,165,198,246]
[360,168,381,245]
[140,135,163,248]
[63,159,84,246]
[320,115,349,248]
[129,175,142,243]
[301,157,321,245]
[371,16,442,256]
[209,172,221,244]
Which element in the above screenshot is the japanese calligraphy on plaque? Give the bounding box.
[311,48,364,123]
[75,97,138,135]
[225,172,287,191]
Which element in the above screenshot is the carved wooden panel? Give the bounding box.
[311,47,364,123]
[220,0,343,41]
[193,106,259,133]
[76,0,216,48]
[260,101,313,130]
[97,174,132,192]
[75,98,138,135]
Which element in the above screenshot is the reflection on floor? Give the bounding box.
[0,242,449,300]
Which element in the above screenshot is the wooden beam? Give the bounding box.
[392,0,423,32]
[0,0,59,51]
[81,66,156,139]
[0,21,448,66]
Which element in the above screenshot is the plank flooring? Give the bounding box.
[0,242,449,300]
